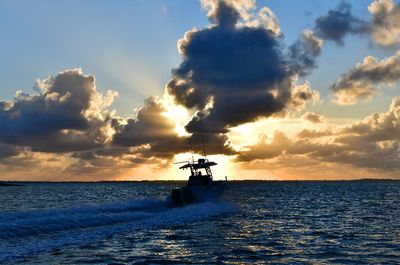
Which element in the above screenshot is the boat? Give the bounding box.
[165,157,228,207]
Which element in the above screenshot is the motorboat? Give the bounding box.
[166,158,227,207]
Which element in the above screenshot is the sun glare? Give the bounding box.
[161,97,191,137]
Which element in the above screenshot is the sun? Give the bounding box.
[161,96,192,137]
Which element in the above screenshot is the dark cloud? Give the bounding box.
[0,69,115,152]
[0,144,24,159]
[314,1,369,45]
[331,51,400,105]
[71,146,135,162]
[288,30,323,76]
[112,97,177,146]
[209,0,240,28]
[2,0,400,180]
[112,97,235,158]
[144,132,236,159]
[369,0,400,48]
[66,145,173,178]
[313,0,400,48]
[168,1,319,135]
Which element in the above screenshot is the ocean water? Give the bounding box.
[0,181,399,264]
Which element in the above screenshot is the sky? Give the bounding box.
[0,0,399,181]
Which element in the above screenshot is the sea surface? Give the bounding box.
[0,181,399,264]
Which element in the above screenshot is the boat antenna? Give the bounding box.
[200,122,207,158]
[189,136,195,163]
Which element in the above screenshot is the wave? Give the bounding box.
[0,199,236,262]
[0,198,162,238]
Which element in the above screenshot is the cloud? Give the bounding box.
[0,151,76,181]
[0,144,25,159]
[301,112,325,123]
[236,97,400,172]
[202,0,281,35]
[0,69,117,152]
[236,131,291,162]
[66,149,143,177]
[11,1,395,180]
[314,1,369,45]
[201,0,256,21]
[111,97,190,159]
[0,67,235,180]
[168,0,320,135]
[369,0,400,48]
[297,129,332,138]
[142,132,236,159]
[336,97,400,144]
[287,80,320,112]
[313,0,400,48]
[112,96,235,158]
[288,29,323,76]
[112,97,177,147]
[168,1,287,132]
[331,51,400,105]
[209,0,242,29]
[244,7,281,35]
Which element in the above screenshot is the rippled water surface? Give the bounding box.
[1,181,399,264]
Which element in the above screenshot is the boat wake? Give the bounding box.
[0,198,235,262]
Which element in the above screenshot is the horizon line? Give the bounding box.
[1,178,399,184]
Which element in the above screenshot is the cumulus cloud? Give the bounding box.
[142,132,235,159]
[0,69,117,152]
[313,0,400,48]
[0,64,237,179]
[336,97,400,144]
[202,0,281,35]
[297,129,332,138]
[287,81,320,112]
[301,112,325,124]
[13,0,399,181]
[332,51,400,105]
[168,0,320,136]
[314,1,369,45]
[237,97,400,172]
[369,0,400,48]
[168,1,287,132]
[244,6,281,35]
[236,131,291,162]
[201,0,256,21]
[112,97,235,158]
[112,97,177,147]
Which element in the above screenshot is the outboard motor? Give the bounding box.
[182,187,194,204]
[171,188,183,207]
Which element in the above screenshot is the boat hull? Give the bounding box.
[166,181,227,207]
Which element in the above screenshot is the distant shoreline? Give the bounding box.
[0,179,399,185]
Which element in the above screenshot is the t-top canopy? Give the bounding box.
[179,158,217,170]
